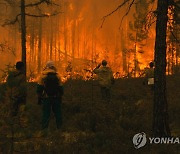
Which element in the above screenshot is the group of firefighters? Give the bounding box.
[6,60,154,133]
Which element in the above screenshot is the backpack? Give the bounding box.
[43,72,60,96]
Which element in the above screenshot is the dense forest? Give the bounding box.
[0,0,178,79]
[0,0,179,153]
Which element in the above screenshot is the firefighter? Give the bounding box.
[37,61,64,130]
[93,60,114,103]
[145,61,154,91]
[6,61,26,116]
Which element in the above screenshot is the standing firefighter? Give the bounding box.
[93,60,114,102]
[7,61,26,116]
[37,61,63,130]
[144,62,154,91]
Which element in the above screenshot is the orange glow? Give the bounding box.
[0,0,178,81]
[69,3,74,11]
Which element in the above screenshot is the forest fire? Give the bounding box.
[0,1,179,153]
[0,0,179,80]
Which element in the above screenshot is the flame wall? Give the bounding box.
[0,0,165,79]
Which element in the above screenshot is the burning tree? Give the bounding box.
[101,0,172,137]
[1,0,60,77]
[167,0,180,75]
[128,0,151,77]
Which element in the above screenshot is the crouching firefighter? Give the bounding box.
[37,61,64,130]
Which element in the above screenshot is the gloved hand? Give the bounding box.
[97,63,101,67]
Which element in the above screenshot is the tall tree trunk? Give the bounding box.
[134,33,137,77]
[21,0,26,77]
[91,29,94,65]
[83,29,87,59]
[64,1,68,63]
[54,31,57,62]
[121,29,127,74]
[171,43,175,74]
[77,21,80,58]
[50,18,53,60]
[167,45,170,75]
[153,0,171,137]
[71,20,75,64]
[46,29,50,62]
[30,23,35,63]
[54,17,57,63]
[38,18,42,73]
[58,17,61,62]
[57,14,61,62]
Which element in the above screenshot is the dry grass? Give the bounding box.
[0,75,179,153]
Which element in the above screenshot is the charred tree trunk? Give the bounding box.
[21,0,26,77]
[153,0,171,137]
[77,21,80,58]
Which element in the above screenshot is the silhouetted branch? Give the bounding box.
[3,0,16,6]
[143,11,157,30]
[147,19,156,29]
[25,0,47,7]
[25,0,59,7]
[25,11,61,18]
[2,14,21,26]
[170,31,180,44]
[119,0,135,29]
[0,41,16,56]
[2,11,61,26]
[100,0,131,28]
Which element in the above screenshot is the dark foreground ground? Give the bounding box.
[0,75,179,154]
